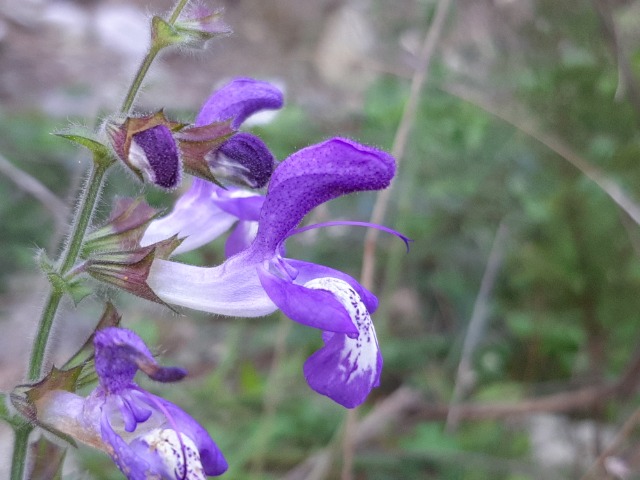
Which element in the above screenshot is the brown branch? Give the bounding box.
[580,406,640,479]
[592,0,640,122]
[0,152,68,228]
[282,346,640,478]
[347,0,455,478]
[360,0,454,289]
[443,84,640,226]
[446,221,509,431]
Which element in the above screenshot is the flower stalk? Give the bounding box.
[10,0,193,476]
[28,161,110,381]
[120,0,190,113]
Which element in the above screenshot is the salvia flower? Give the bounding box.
[141,77,284,252]
[38,327,227,478]
[147,137,400,408]
[177,77,283,188]
[106,78,282,189]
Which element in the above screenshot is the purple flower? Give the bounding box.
[106,78,282,189]
[40,328,228,479]
[184,77,283,188]
[141,179,262,257]
[147,137,397,408]
[142,77,282,254]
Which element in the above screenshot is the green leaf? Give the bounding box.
[151,16,184,49]
[55,131,115,168]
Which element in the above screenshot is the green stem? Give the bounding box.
[168,0,190,25]
[120,46,160,114]
[28,163,107,380]
[121,0,190,113]
[10,426,33,480]
[11,0,192,476]
[59,164,107,276]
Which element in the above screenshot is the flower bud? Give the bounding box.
[210,132,275,188]
[174,6,232,49]
[179,129,274,188]
[83,197,161,256]
[106,112,184,189]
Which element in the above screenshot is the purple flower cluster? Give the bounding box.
[41,77,401,479]
[38,328,227,479]
[140,78,400,409]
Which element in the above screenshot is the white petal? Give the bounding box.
[139,428,206,480]
[148,254,277,316]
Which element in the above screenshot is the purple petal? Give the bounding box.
[196,78,284,128]
[301,278,382,408]
[142,392,229,476]
[211,132,275,188]
[130,125,181,189]
[225,220,258,257]
[100,411,152,480]
[94,328,155,393]
[213,189,263,221]
[304,332,383,408]
[141,179,241,255]
[286,259,378,313]
[147,251,277,316]
[257,265,358,334]
[119,393,152,432]
[253,138,396,254]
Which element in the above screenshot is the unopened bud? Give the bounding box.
[106,112,184,189]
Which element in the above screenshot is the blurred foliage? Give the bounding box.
[4,0,640,478]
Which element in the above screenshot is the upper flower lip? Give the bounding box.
[253,137,396,254]
[147,136,396,319]
[196,77,284,128]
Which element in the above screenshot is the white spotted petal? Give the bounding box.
[132,428,206,480]
[302,277,382,408]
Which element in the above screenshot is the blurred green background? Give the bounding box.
[3,0,640,478]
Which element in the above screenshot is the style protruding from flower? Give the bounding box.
[147,137,401,408]
[37,327,228,479]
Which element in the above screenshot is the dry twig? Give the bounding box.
[0,152,68,228]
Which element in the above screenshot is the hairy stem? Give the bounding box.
[10,426,32,480]
[168,0,190,25]
[121,0,189,113]
[28,163,107,380]
[121,46,160,114]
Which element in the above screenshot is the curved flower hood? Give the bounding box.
[148,137,396,407]
[141,77,281,252]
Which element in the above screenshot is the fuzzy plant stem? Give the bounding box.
[28,162,108,380]
[10,427,31,480]
[8,161,109,480]
[120,0,189,112]
[9,0,193,474]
